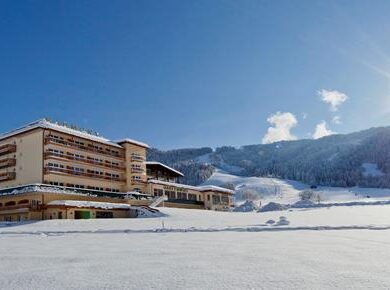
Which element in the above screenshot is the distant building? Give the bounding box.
[0,119,233,221]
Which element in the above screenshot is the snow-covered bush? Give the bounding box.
[233,200,259,212]
[299,190,322,203]
[258,202,288,212]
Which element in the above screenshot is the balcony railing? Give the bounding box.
[131,179,146,185]
[0,204,43,211]
[44,152,125,171]
[131,155,145,162]
[0,172,16,182]
[0,158,16,169]
[44,137,125,159]
[44,166,126,182]
[131,167,144,173]
[0,144,16,157]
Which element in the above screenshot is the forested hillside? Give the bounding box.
[147,147,215,185]
[148,126,390,188]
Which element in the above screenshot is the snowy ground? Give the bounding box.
[2,206,390,289]
[203,169,390,205]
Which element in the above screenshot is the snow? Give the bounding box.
[0,119,123,147]
[47,200,131,210]
[148,179,233,194]
[362,162,385,177]
[204,169,390,205]
[115,138,149,148]
[203,169,307,203]
[232,200,259,212]
[259,202,288,212]
[2,206,390,288]
[0,119,149,149]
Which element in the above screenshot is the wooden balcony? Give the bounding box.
[131,167,145,173]
[44,166,126,182]
[0,158,16,169]
[131,179,146,185]
[44,137,125,159]
[0,172,16,182]
[0,144,16,157]
[44,152,125,171]
[131,155,145,162]
[0,204,43,211]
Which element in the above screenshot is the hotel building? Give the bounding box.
[0,119,233,221]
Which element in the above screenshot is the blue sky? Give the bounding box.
[1,0,390,149]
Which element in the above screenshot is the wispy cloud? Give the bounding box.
[262,112,298,144]
[313,121,335,139]
[332,115,342,124]
[318,89,348,112]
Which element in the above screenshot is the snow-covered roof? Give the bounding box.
[0,119,124,148]
[146,161,184,177]
[47,200,131,210]
[147,179,233,194]
[115,138,149,148]
[0,183,125,198]
[197,185,234,194]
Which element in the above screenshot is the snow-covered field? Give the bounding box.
[203,169,390,205]
[2,206,390,289]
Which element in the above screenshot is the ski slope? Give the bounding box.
[203,169,390,205]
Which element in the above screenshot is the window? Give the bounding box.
[153,189,164,197]
[68,166,84,173]
[49,149,63,154]
[49,181,64,186]
[48,163,64,169]
[165,190,176,199]
[188,194,197,201]
[177,192,187,200]
[87,186,104,191]
[212,195,221,204]
[96,211,113,218]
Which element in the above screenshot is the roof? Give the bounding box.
[0,119,122,148]
[47,200,131,210]
[0,183,126,198]
[0,119,145,149]
[115,138,149,148]
[146,161,184,177]
[197,185,234,194]
[147,179,234,194]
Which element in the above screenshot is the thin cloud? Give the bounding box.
[262,112,298,144]
[332,116,342,124]
[313,121,335,139]
[318,89,348,112]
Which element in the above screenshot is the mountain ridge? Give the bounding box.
[147,125,390,188]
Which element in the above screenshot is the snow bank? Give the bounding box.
[259,202,288,212]
[290,199,316,208]
[233,200,259,212]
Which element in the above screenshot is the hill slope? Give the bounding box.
[147,126,390,188]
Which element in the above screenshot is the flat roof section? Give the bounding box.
[147,179,234,194]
